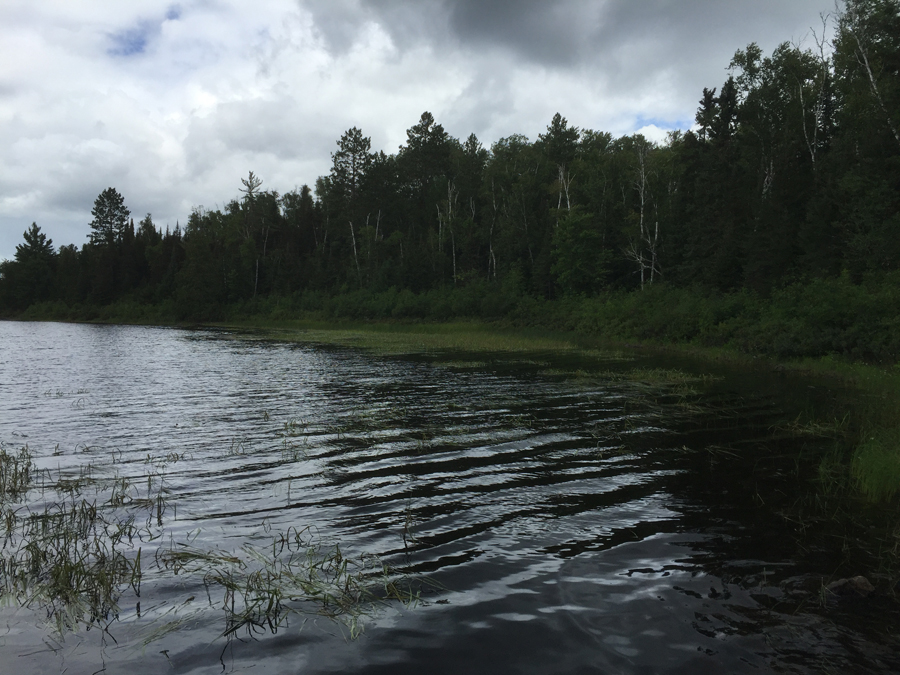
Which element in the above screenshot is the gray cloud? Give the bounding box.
[445,0,602,66]
[0,0,836,259]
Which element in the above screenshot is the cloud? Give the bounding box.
[445,0,603,66]
[0,0,836,259]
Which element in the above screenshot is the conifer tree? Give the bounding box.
[89,187,131,245]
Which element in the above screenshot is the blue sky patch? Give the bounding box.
[107,23,151,57]
[166,6,182,22]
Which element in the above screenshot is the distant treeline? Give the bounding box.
[2,1,899,351]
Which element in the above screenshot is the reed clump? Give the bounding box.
[1,443,421,643]
[0,447,153,635]
[1,498,144,634]
[851,426,900,502]
[0,444,34,500]
[158,526,422,640]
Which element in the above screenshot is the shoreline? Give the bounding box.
[4,304,899,506]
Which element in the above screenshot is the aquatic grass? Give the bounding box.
[0,448,168,636]
[258,322,584,356]
[0,496,145,635]
[435,360,492,370]
[157,527,422,641]
[777,413,852,439]
[851,427,900,501]
[282,418,309,436]
[0,444,34,500]
[792,364,900,504]
[623,368,719,386]
[157,543,244,575]
[537,366,718,390]
[227,437,250,456]
[1,440,419,644]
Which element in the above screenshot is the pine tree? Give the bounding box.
[89,187,131,245]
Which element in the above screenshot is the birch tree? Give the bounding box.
[625,136,660,289]
[539,113,579,220]
[836,0,900,150]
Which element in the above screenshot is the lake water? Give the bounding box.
[0,321,897,674]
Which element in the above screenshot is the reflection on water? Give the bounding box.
[0,321,897,674]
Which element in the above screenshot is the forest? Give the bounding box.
[2,0,899,363]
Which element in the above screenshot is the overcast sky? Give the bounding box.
[0,0,836,260]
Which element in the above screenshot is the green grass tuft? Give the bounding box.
[852,428,900,501]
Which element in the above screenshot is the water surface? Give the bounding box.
[0,321,897,674]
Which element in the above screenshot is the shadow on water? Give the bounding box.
[0,322,898,674]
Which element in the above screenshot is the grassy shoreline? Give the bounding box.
[4,304,900,593]
[5,285,900,506]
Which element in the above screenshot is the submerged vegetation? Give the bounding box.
[1,320,899,672]
[244,318,900,507]
[0,440,422,643]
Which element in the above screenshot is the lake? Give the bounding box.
[0,321,897,674]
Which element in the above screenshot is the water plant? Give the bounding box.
[852,427,900,502]
[0,440,423,645]
[0,496,145,635]
[158,526,422,641]
[0,444,33,499]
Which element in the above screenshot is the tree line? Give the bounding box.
[2,0,898,320]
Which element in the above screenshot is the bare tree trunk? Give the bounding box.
[489,179,498,279]
[436,204,443,255]
[365,213,371,285]
[762,159,775,197]
[797,17,832,170]
[626,242,646,290]
[451,230,457,284]
[437,181,459,283]
[629,139,659,288]
[845,4,900,150]
[557,164,564,215]
[555,163,574,225]
[349,219,361,287]
[517,192,534,266]
[562,168,574,211]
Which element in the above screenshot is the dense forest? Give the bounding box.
[2,0,899,361]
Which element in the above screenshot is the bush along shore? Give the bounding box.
[7,278,900,511]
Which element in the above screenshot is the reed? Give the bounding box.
[851,427,900,501]
[0,444,33,499]
[1,442,422,644]
[159,527,421,640]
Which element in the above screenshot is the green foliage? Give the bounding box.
[89,187,131,246]
[15,222,54,262]
[551,207,610,295]
[3,0,900,381]
[0,224,56,309]
[852,428,900,501]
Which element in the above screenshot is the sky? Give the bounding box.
[0,0,837,260]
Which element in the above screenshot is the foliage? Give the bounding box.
[1,2,899,365]
[89,187,131,246]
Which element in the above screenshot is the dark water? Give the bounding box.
[0,321,897,674]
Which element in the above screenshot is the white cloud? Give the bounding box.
[0,0,836,259]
